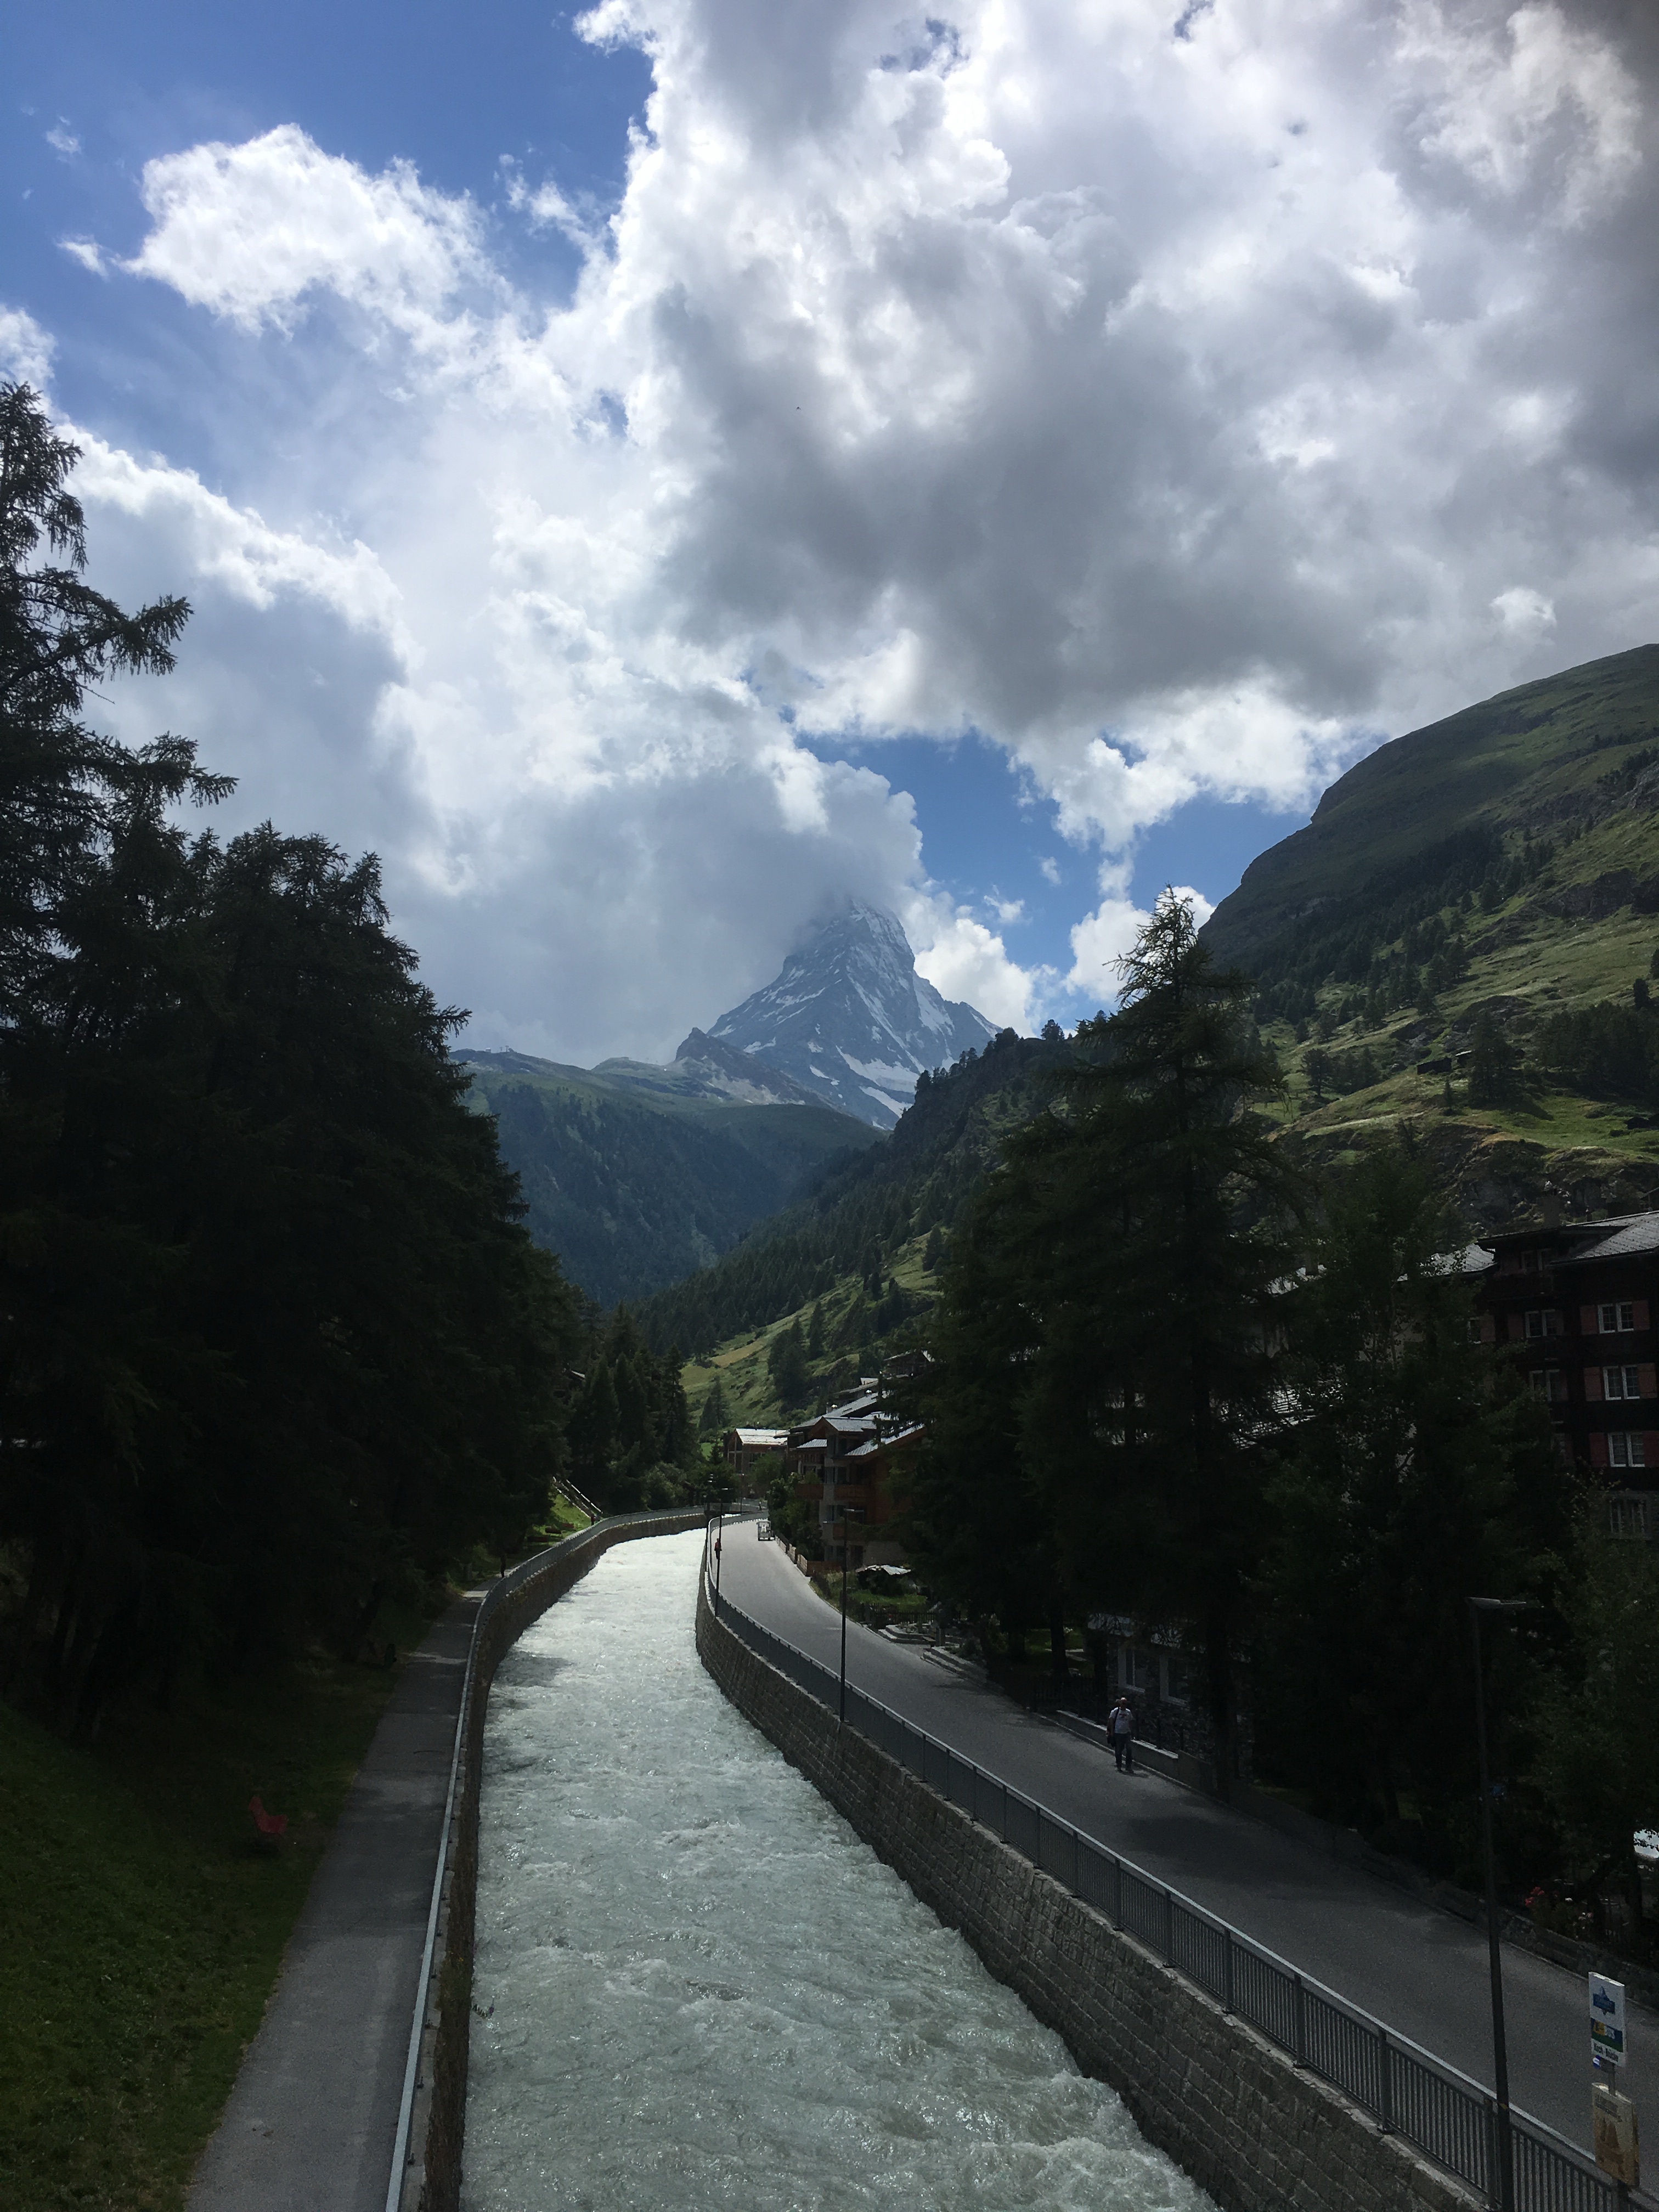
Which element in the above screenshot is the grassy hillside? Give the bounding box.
[681,1221,947,1430]
[0,1634,417,2209]
[1203,645,1659,1225]
[465,1054,877,1307]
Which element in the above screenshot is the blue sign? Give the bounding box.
[1590,1975,1626,2066]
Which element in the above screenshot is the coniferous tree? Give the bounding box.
[0,384,582,1720]
[659,1348,696,1468]
[768,1318,810,1410]
[917,892,1300,1781]
[1254,1141,1564,1835]
[613,1352,652,1455]
[698,1371,729,1436]
[1533,1515,1659,1938]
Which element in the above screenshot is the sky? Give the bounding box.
[4,0,1657,1058]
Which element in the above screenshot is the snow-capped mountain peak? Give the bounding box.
[708,901,998,1126]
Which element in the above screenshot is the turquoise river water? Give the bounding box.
[462,1527,1212,2212]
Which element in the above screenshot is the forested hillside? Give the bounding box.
[640,1026,1069,1408]
[464,1051,877,1306]
[1203,645,1659,1224]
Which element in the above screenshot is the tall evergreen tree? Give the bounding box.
[698,1370,729,1436]
[768,1318,810,1410]
[1254,1141,1563,1835]
[917,893,1299,1780]
[613,1351,652,1454]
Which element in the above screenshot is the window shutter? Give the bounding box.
[1589,1434,1609,1467]
[1635,1300,1651,1331]
[1585,1368,1604,1401]
[1640,1365,1658,1401]
[1508,1313,1525,1341]
[1582,1304,1600,1335]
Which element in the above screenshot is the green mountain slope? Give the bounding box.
[464,1052,877,1308]
[1203,643,1659,1223]
[638,1028,1068,1374]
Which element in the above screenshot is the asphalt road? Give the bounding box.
[715,1520,1652,2161]
[187,1595,480,2212]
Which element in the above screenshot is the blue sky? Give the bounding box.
[3,2,1654,1053]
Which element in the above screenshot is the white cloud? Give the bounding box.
[59,239,108,278]
[907,901,1033,1032]
[39,0,1659,1058]
[123,125,493,340]
[0,305,53,386]
[45,123,80,159]
[1399,2,1642,223]
[1492,585,1556,636]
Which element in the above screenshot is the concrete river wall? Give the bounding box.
[696,1571,1485,2212]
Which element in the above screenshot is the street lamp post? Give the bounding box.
[838,1499,864,1726]
[1469,1595,1532,2212]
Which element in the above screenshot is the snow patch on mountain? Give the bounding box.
[708,901,1000,1128]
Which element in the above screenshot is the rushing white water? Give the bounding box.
[463,1530,1211,2212]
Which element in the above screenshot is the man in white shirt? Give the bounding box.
[1109,1694,1136,1774]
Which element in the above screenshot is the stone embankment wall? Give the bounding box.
[697,1581,1481,2212]
[403,1510,704,2212]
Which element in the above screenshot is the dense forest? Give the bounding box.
[0,383,582,1730]
[466,1056,874,1306]
[906,896,1659,1945]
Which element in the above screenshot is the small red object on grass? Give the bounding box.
[250,1795,287,1839]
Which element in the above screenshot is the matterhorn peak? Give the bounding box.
[708,902,997,1127]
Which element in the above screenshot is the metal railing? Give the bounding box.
[707,1570,1651,2212]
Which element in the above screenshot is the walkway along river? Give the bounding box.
[461,1527,1212,2212]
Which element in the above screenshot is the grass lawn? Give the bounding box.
[0,1602,433,2211]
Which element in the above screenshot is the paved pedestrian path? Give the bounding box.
[719,1523,1653,2161]
[188,1596,479,2212]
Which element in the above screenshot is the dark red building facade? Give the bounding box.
[1469,1212,1659,1539]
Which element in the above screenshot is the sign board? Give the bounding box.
[1592,2081,1640,2188]
[1590,1974,1627,2066]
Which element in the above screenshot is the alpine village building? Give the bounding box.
[1468,1210,1659,1541]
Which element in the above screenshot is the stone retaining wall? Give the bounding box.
[697,1579,1481,2212]
[401,1510,704,2212]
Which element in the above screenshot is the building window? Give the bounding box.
[1600,1301,1637,1334]
[1120,1645,1155,1692]
[1530,1369,1566,1402]
[1608,1432,1647,1469]
[1603,1365,1644,1401]
[1609,1494,1651,1541]
[1525,1309,1561,1339]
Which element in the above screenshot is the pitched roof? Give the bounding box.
[1561,1214,1659,1264]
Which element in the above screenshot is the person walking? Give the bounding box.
[1109,1693,1136,1774]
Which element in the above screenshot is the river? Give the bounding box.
[462,1528,1211,2212]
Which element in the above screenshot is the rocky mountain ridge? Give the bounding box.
[708,900,997,1126]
